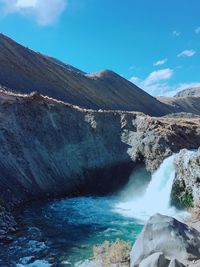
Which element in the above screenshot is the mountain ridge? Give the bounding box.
[0,33,173,116]
[175,86,200,97]
[1,33,200,116]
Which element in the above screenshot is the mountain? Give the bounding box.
[0,33,172,116]
[157,96,200,115]
[2,33,200,117]
[175,86,200,97]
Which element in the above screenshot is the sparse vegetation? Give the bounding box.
[171,185,194,209]
[92,239,131,267]
[180,191,194,208]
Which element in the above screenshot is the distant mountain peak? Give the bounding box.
[86,69,120,79]
[175,86,200,97]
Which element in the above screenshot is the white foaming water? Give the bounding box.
[114,154,188,221]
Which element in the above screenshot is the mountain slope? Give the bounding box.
[158,96,200,115]
[175,87,200,97]
[0,33,172,116]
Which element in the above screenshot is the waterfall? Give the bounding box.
[114,154,188,221]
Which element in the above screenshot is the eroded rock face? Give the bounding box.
[130,214,200,267]
[1,91,200,206]
[120,114,200,172]
[172,149,200,208]
[0,205,17,242]
[1,91,200,236]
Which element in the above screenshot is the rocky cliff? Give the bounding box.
[1,90,200,238]
[172,149,200,209]
[1,90,200,204]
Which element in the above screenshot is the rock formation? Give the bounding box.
[139,253,186,267]
[130,214,200,267]
[138,252,170,267]
[0,90,200,239]
[172,149,200,209]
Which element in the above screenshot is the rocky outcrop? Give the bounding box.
[139,253,186,267]
[172,149,200,209]
[0,205,17,243]
[130,214,200,267]
[169,259,186,267]
[139,252,170,267]
[1,91,200,238]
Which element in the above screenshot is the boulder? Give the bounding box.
[139,252,170,267]
[137,253,186,267]
[168,259,186,267]
[130,214,200,267]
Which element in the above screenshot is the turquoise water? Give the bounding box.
[0,157,185,267]
[0,196,144,267]
[0,165,149,267]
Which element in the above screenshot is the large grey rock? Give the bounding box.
[138,252,186,267]
[139,252,170,267]
[130,214,200,267]
[168,259,186,267]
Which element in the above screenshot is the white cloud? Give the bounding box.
[130,69,200,97]
[153,58,168,66]
[178,50,196,57]
[195,27,200,34]
[0,0,67,25]
[173,30,181,37]
[144,68,173,86]
[175,82,200,92]
[16,0,38,8]
[130,76,141,84]
[130,68,174,96]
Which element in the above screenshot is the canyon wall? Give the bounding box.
[1,91,200,211]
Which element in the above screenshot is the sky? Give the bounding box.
[0,0,200,96]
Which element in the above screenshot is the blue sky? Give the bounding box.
[0,0,200,96]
